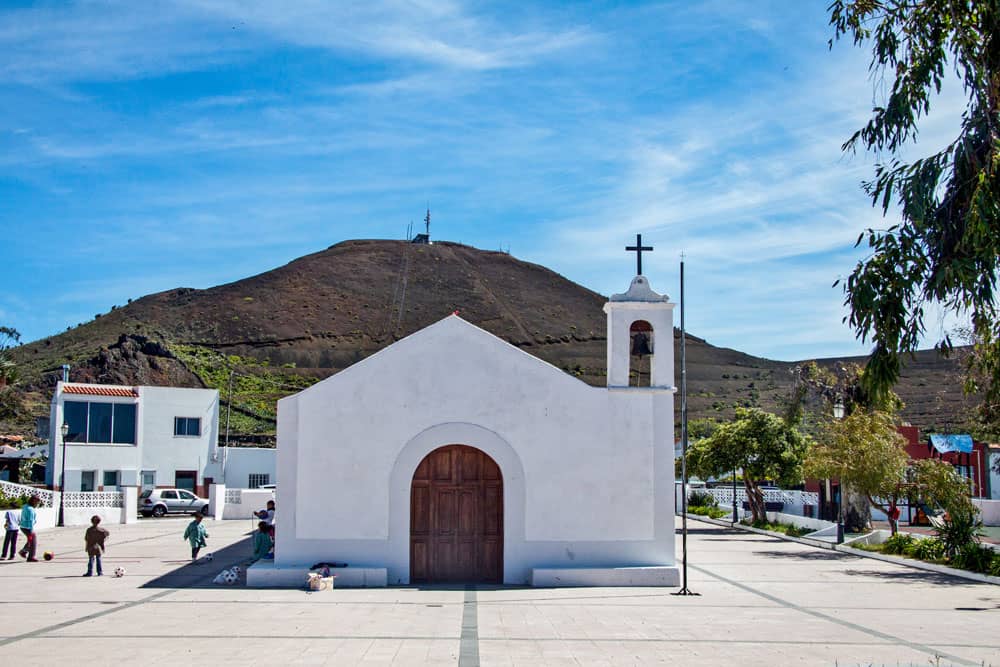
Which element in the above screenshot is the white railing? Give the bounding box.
[61,491,124,508]
[225,488,243,504]
[702,488,818,507]
[0,480,55,507]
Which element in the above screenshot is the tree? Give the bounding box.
[910,458,982,555]
[0,326,20,420]
[687,408,809,523]
[0,326,19,388]
[829,2,1000,408]
[805,409,909,533]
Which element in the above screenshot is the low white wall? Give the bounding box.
[222,488,275,520]
[973,499,1000,526]
[764,511,836,532]
[21,488,137,530]
[222,448,276,489]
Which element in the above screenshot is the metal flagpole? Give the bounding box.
[674,255,698,596]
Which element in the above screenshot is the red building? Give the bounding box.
[804,425,989,521]
[897,426,989,498]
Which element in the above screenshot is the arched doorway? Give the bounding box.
[410,445,503,584]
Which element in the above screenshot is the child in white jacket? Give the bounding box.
[2,508,19,559]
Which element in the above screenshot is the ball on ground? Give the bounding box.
[42,551,54,561]
[114,567,126,578]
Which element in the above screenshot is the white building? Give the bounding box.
[48,382,227,494]
[261,274,679,588]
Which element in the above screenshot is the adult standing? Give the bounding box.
[18,495,40,562]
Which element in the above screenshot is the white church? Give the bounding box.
[249,270,679,588]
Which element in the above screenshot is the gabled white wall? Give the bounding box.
[277,315,676,585]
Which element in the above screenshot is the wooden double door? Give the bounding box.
[410,445,503,584]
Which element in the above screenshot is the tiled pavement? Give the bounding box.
[1,516,998,665]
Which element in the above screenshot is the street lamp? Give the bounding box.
[731,467,738,525]
[57,422,69,528]
[833,397,845,543]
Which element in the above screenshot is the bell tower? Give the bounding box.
[603,235,675,389]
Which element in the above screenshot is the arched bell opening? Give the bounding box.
[629,319,653,387]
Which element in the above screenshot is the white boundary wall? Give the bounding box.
[974,499,1000,526]
[1,482,136,529]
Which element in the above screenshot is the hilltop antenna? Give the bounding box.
[424,207,430,238]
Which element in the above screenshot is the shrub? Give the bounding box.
[687,505,727,519]
[748,519,810,538]
[0,490,31,510]
[950,543,996,574]
[907,537,946,561]
[687,490,716,508]
[990,554,1000,578]
[882,533,916,555]
[934,510,983,558]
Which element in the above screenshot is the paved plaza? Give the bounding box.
[0,516,997,666]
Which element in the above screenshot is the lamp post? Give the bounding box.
[57,422,69,528]
[731,468,738,525]
[833,398,845,543]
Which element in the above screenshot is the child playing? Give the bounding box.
[183,513,208,561]
[2,507,18,559]
[83,515,109,576]
[254,500,275,539]
[252,520,273,561]
[18,495,40,561]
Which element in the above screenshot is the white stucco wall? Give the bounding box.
[989,453,999,500]
[48,384,220,492]
[221,447,277,488]
[277,314,677,585]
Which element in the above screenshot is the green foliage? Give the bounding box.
[688,408,808,522]
[829,1,1000,407]
[170,344,319,434]
[687,505,727,519]
[950,542,997,574]
[882,532,916,555]
[804,408,908,530]
[687,490,716,508]
[911,458,978,518]
[907,536,947,561]
[747,519,811,538]
[0,489,31,510]
[934,507,983,558]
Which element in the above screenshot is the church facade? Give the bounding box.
[252,274,679,587]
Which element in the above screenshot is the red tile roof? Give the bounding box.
[63,384,138,397]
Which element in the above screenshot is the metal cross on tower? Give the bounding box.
[625,234,653,275]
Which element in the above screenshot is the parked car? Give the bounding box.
[139,488,210,517]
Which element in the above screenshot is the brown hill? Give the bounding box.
[6,240,976,439]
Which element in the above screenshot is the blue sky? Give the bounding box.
[0,1,967,361]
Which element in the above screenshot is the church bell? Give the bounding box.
[630,331,652,357]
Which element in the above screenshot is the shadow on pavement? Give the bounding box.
[842,568,983,586]
[752,549,852,561]
[142,537,252,589]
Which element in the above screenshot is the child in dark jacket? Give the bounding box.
[83,515,109,576]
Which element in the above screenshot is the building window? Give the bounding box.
[248,473,270,489]
[63,401,137,444]
[80,470,95,492]
[174,417,201,437]
[141,470,156,490]
[103,470,119,488]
